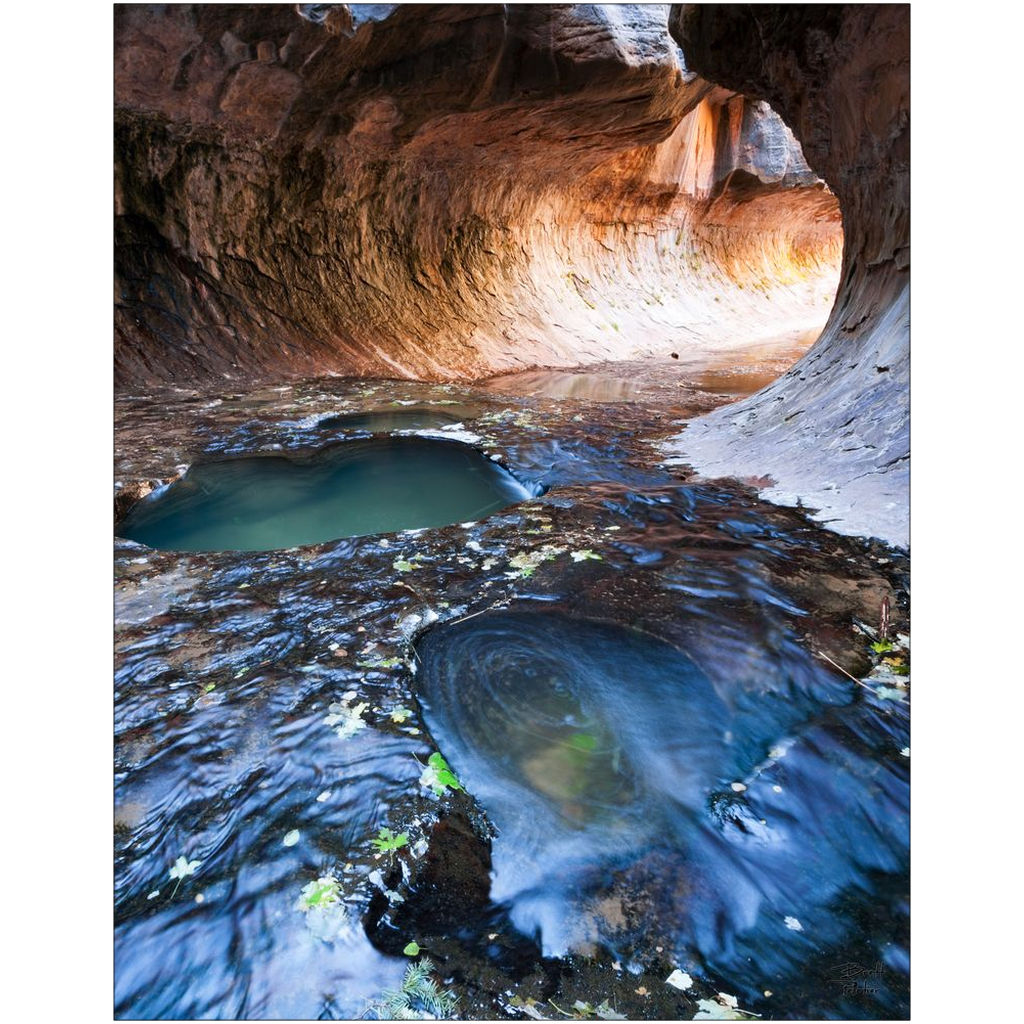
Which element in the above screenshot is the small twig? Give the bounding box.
[399,593,508,662]
[444,600,508,629]
[545,1001,577,1019]
[814,649,874,691]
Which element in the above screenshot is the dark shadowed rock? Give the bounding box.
[363,804,493,955]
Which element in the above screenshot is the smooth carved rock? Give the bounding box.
[664,4,910,547]
[114,3,840,388]
[112,4,911,545]
[363,806,493,954]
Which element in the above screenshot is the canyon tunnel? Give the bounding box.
[115,3,907,541]
[113,7,913,1018]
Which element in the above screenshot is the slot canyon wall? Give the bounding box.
[114,2,840,384]
[115,3,908,546]
[664,4,909,547]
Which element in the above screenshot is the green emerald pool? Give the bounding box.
[117,436,538,552]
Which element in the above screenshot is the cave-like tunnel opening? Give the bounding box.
[115,4,842,388]
[114,6,910,1021]
[114,3,906,546]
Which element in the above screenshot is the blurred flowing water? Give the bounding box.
[114,664,416,1017]
[416,606,909,1018]
[114,362,908,1020]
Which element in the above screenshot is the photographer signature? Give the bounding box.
[827,961,887,996]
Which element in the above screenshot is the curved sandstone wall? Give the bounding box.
[115,3,840,385]
[665,4,909,547]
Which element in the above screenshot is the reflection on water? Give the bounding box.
[483,370,642,402]
[680,331,820,399]
[416,606,909,1017]
[685,344,807,398]
[481,332,820,405]
[117,437,539,552]
[688,347,807,396]
[317,406,475,433]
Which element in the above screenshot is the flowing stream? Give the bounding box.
[114,352,908,1019]
[416,606,908,1016]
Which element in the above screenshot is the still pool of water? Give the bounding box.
[416,607,909,1017]
[317,406,476,432]
[117,437,539,552]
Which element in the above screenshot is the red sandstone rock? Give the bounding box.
[114,4,908,544]
[665,4,909,546]
[114,4,840,387]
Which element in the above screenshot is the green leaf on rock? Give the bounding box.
[694,993,754,1020]
[419,752,463,796]
[358,656,404,670]
[371,828,409,854]
[298,873,341,911]
[325,700,369,739]
[506,546,566,579]
[665,969,693,991]
[168,855,201,882]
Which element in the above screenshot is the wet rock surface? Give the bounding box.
[113,0,912,573]
[114,355,908,1019]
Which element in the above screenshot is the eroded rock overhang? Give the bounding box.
[115,3,841,385]
[664,4,909,548]
[114,4,908,548]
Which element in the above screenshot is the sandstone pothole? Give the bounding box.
[117,436,542,552]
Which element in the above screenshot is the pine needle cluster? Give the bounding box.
[367,958,459,1020]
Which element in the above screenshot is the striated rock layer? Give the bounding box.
[664,4,909,547]
[115,3,840,386]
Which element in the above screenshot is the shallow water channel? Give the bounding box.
[114,352,909,1020]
